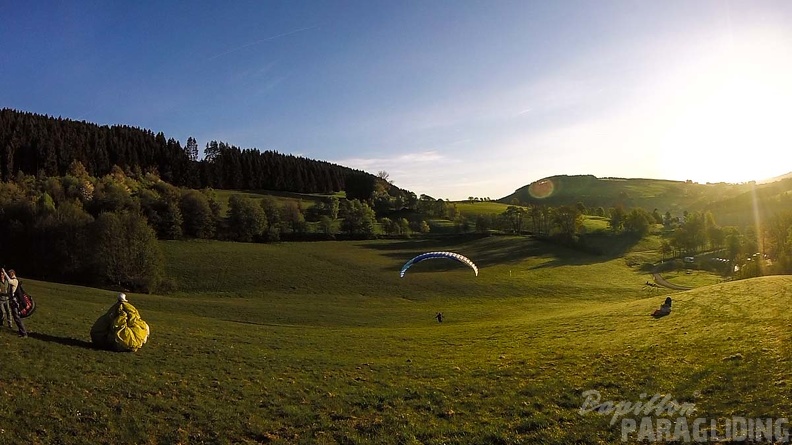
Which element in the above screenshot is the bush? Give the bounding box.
[91,211,165,293]
[157,277,179,294]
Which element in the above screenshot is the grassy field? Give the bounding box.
[661,269,724,288]
[2,235,790,444]
[212,189,341,215]
[581,215,609,233]
[452,201,511,217]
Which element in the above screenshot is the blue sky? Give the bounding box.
[2,1,792,199]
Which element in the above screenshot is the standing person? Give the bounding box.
[2,268,27,337]
[0,273,11,328]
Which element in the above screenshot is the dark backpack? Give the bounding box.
[14,283,36,318]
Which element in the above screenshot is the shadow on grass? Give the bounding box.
[363,235,554,271]
[29,332,95,349]
[522,232,645,269]
[362,232,647,271]
[359,235,487,252]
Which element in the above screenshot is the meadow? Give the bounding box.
[212,189,342,215]
[2,235,790,444]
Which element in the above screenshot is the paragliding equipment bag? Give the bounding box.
[15,284,36,318]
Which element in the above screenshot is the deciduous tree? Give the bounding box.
[227,195,267,242]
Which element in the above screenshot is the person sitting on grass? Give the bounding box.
[651,297,672,318]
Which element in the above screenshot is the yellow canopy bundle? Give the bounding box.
[90,296,150,352]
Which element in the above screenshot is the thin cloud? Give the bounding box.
[206,26,318,61]
[334,150,446,169]
[396,151,446,163]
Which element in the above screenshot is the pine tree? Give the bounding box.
[186,137,199,161]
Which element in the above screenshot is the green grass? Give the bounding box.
[212,189,338,215]
[453,201,511,217]
[3,236,791,443]
[581,215,609,233]
[661,269,724,288]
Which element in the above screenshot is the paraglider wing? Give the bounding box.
[90,301,150,352]
[400,251,479,277]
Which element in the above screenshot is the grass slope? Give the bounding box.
[212,189,342,216]
[502,174,755,216]
[502,174,792,229]
[452,201,512,217]
[1,237,789,444]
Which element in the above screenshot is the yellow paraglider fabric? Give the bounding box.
[90,301,150,352]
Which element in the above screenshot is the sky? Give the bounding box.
[2,1,792,200]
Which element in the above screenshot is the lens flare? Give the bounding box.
[528,179,555,199]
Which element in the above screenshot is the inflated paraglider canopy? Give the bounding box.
[90,293,150,352]
[400,251,479,278]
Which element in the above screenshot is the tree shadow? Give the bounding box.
[28,332,95,349]
[360,235,486,252]
[519,232,646,270]
[361,232,649,273]
[363,235,554,271]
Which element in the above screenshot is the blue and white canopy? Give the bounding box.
[399,251,479,278]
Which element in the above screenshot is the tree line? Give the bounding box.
[0,164,424,293]
[468,200,792,279]
[0,108,410,201]
[656,209,792,278]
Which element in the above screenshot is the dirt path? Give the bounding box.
[652,272,692,291]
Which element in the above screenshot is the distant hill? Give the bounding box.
[758,171,792,184]
[501,174,750,211]
[501,174,792,227]
[702,176,792,227]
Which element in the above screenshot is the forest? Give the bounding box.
[0,108,407,200]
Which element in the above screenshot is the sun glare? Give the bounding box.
[657,32,792,183]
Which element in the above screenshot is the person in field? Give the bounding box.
[0,272,12,328]
[2,268,27,337]
[651,296,672,318]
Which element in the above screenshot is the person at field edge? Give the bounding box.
[0,272,11,328]
[2,268,27,337]
[436,312,443,323]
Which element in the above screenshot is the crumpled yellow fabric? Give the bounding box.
[90,301,150,352]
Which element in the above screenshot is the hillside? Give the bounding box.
[502,174,792,226]
[3,236,789,443]
[501,175,750,211]
[0,108,405,198]
[758,171,792,184]
[703,177,792,226]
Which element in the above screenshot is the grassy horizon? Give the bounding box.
[1,235,788,443]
